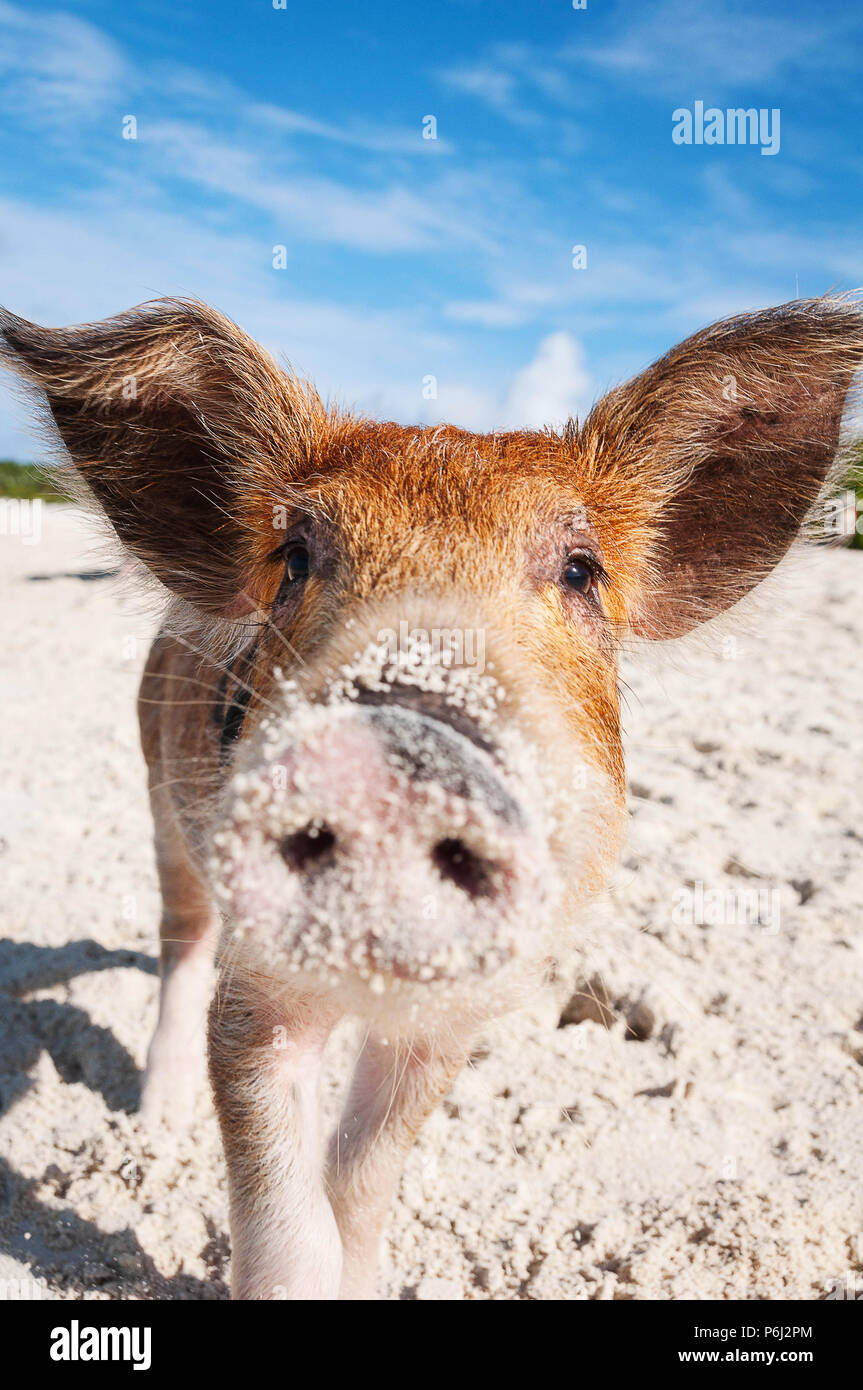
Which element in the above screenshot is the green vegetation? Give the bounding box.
[0,460,67,502]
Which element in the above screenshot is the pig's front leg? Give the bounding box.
[141,922,216,1128]
[208,983,343,1300]
[326,1030,473,1300]
[140,810,218,1129]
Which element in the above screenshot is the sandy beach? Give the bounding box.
[1,503,861,1301]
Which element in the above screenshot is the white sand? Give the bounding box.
[1,504,861,1301]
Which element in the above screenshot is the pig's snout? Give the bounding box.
[277,706,516,903]
[280,824,496,903]
[219,701,556,991]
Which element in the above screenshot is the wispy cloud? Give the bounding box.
[577,0,842,89]
[248,102,454,156]
[438,1,860,116]
[144,120,485,253]
[440,54,543,128]
[444,300,528,328]
[0,0,127,118]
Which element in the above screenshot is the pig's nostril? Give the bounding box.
[432,837,495,899]
[279,826,336,872]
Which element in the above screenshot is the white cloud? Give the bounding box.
[439,56,543,128]
[502,332,592,428]
[0,0,127,117]
[444,299,527,328]
[370,332,594,434]
[441,62,519,111]
[577,0,839,88]
[141,120,493,255]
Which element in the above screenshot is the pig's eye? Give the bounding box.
[285,546,310,583]
[563,556,596,595]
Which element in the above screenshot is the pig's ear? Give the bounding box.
[0,299,309,616]
[584,296,863,639]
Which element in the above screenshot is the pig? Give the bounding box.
[1,294,860,1299]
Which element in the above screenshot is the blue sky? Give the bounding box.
[0,0,861,457]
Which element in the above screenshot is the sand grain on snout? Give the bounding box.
[1,504,862,1301]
